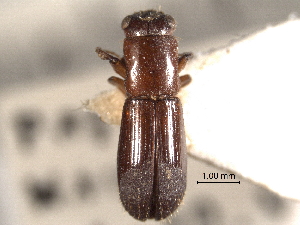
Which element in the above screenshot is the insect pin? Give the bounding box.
[96,9,192,221]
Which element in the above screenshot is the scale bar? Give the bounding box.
[197,181,240,184]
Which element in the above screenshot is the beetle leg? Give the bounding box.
[180,74,192,88]
[96,47,127,78]
[178,52,193,73]
[108,76,126,94]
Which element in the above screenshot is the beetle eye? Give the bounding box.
[165,15,176,29]
[121,16,132,30]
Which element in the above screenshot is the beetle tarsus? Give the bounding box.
[96,47,127,78]
[178,52,193,73]
[108,76,126,94]
[180,74,192,88]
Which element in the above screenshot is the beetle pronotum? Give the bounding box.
[96,10,192,221]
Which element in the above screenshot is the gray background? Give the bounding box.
[1,1,300,225]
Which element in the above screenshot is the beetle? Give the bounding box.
[96,10,192,221]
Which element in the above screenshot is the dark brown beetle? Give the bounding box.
[96,10,192,221]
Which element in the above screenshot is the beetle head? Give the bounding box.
[121,10,176,37]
